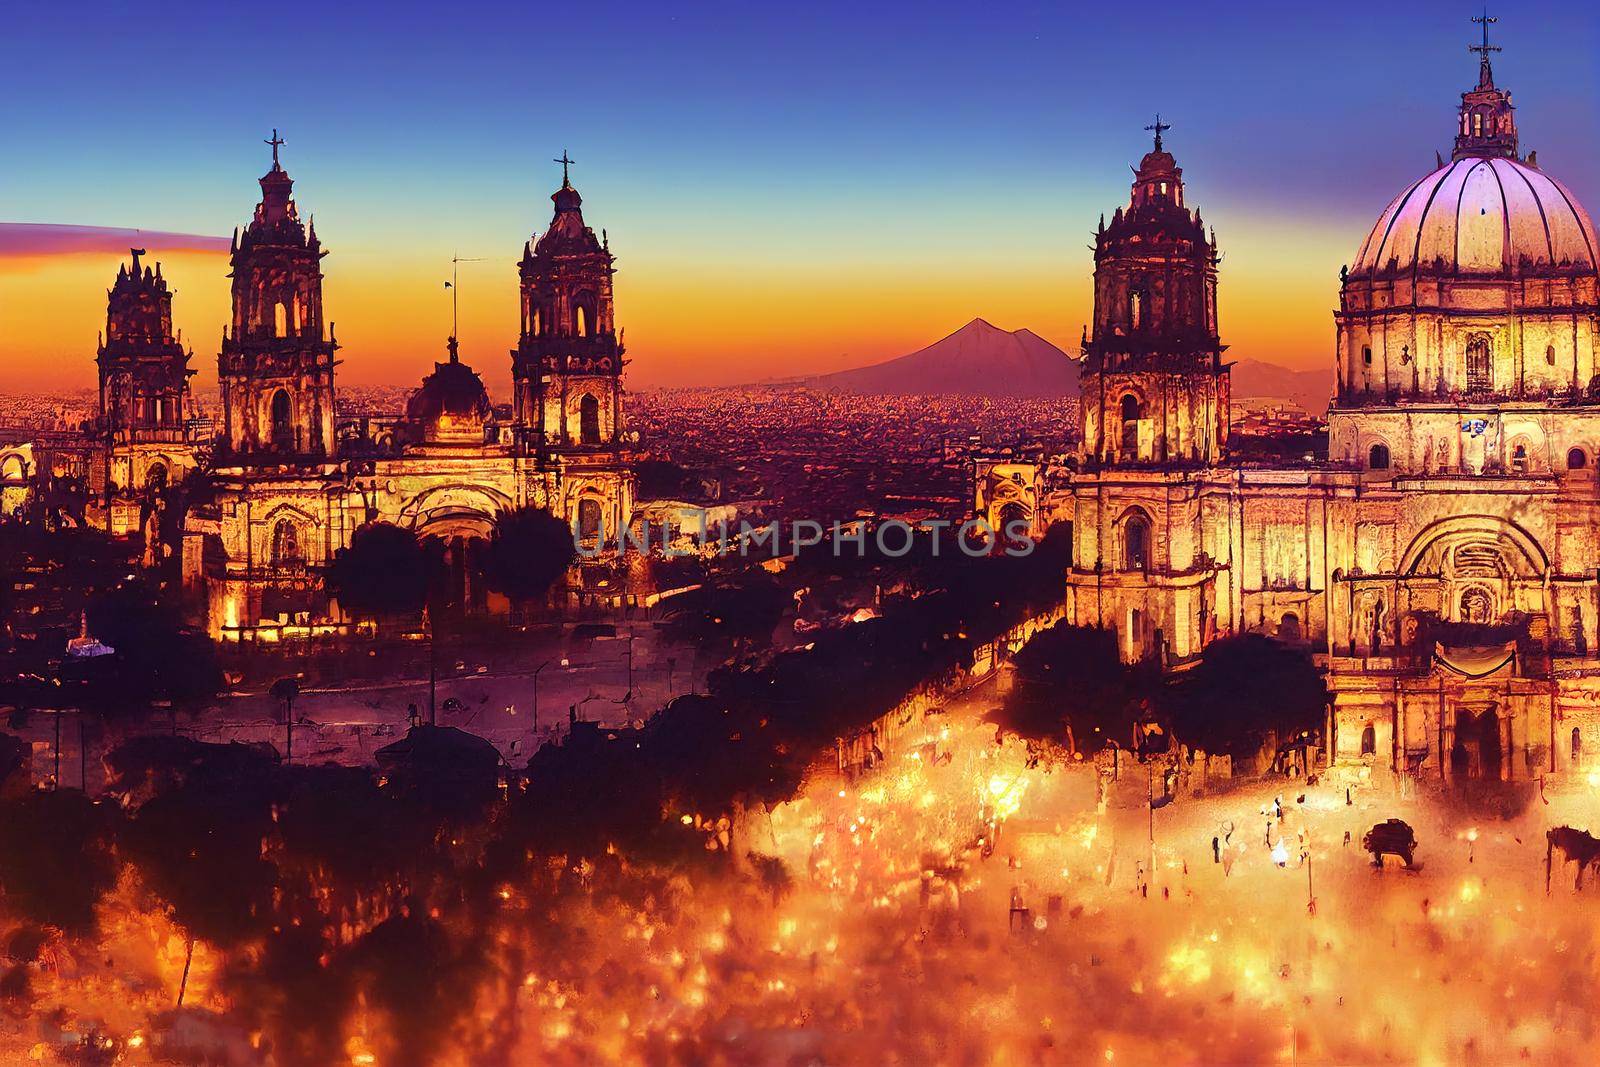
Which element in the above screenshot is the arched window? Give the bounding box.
[1129,288,1147,331]
[531,308,541,336]
[576,497,604,544]
[145,462,168,493]
[272,519,302,570]
[1568,447,1588,470]
[273,301,288,338]
[1278,612,1301,642]
[1119,394,1142,455]
[1121,509,1151,572]
[1360,725,1376,756]
[1547,344,1558,367]
[1362,345,1372,366]
[270,389,294,451]
[1,455,26,481]
[1465,335,1493,392]
[1368,443,1390,470]
[578,394,602,445]
[1572,727,1583,763]
[575,305,588,338]
[1473,112,1484,137]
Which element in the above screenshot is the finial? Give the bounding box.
[1527,149,1538,168]
[554,150,575,187]
[1470,9,1501,88]
[265,128,286,169]
[602,228,609,251]
[1435,149,1444,169]
[129,247,145,275]
[447,335,460,364]
[1144,113,1172,152]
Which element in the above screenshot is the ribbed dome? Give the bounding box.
[1353,156,1597,276]
[407,340,491,443]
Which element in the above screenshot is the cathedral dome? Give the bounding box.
[407,339,491,443]
[1352,157,1597,277]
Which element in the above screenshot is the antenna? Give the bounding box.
[446,254,486,346]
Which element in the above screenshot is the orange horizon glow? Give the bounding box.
[0,213,1346,399]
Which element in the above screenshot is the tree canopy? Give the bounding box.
[481,507,576,603]
[327,522,432,620]
[993,622,1155,754]
[1166,634,1328,756]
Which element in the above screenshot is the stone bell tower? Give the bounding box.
[98,248,193,454]
[511,152,625,451]
[510,153,634,548]
[93,248,198,530]
[1079,118,1229,468]
[217,130,338,462]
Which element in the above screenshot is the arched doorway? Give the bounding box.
[271,519,302,570]
[1119,508,1151,572]
[1360,724,1376,756]
[579,394,601,445]
[1451,706,1502,781]
[997,501,1029,547]
[1119,394,1142,456]
[270,389,294,451]
[415,509,497,615]
[1278,612,1301,642]
[576,497,604,545]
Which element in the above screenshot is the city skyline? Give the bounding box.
[2,1,1597,396]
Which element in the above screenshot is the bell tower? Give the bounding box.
[98,248,193,448]
[1079,119,1229,468]
[511,153,625,452]
[509,152,634,551]
[218,131,337,462]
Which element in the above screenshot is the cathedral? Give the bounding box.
[170,139,635,638]
[976,26,1600,784]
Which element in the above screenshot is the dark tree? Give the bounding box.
[0,789,118,932]
[481,507,575,605]
[1167,634,1328,757]
[662,579,789,651]
[993,623,1151,754]
[327,522,431,621]
[70,579,221,711]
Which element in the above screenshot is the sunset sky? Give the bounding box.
[2,1,1596,396]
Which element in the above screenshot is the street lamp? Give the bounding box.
[532,659,551,739]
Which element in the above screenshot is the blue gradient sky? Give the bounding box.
[2,1,1596,392]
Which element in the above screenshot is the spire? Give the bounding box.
[1470,9,1501,90]
[1453,12,1518,160]
[265,128,285,171]
[1144,113,1171,153]
[550,151,583,215]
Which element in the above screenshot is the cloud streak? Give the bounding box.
[0,223,230,258]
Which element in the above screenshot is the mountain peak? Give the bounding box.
[807,319,1078,399]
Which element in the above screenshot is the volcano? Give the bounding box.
[808,318,1077,398]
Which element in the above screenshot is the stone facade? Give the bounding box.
[183,143,635,639]
[980,42,1600,784]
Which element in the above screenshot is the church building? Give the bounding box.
[183,140,636,638]
[978,21,1600,784]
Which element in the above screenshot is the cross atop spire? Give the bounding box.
[1470,10,1501,88]
[1145,114,1171,153]
[554,150,575,187]
[265,129,285,169]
